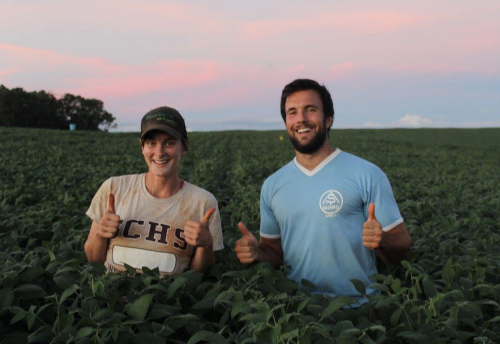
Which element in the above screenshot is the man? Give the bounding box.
[234,79,411,302]
[85,106,224,275]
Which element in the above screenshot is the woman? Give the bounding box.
[84,106,223,274]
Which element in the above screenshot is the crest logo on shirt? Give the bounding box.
[319,190,343,217]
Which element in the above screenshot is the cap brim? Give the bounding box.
[141,124,182,140]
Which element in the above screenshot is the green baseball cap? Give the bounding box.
[140,106,188,140]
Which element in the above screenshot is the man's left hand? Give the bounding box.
[363,203,383,250]
[184,208,215,248]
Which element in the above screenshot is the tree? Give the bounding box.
[57,94,117,131]
[0,85,116,131]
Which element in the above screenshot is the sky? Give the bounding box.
[1,0,499,132]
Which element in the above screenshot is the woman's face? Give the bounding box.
[142,131,185,179]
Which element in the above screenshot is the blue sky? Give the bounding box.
[1,0,499,131]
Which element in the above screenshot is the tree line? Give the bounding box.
[0,85,116,131]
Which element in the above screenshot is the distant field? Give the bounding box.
[1,127,499,343]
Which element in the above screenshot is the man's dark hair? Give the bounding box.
[280,79,334,131]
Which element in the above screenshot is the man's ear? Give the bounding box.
[326,116,333,128]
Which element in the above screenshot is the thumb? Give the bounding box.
[201,207,216,225]
[368,203,377,222]
[107,193,116,214]
[238,222,256,242]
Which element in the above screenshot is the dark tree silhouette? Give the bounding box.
[0,85,116,131]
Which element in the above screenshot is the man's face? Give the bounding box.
[284,90,332,154]
[142,131,185,178]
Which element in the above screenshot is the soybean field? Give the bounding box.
[1,127,499,343]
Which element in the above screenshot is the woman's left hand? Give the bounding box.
[183,208,215,248]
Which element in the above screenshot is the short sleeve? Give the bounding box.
[208,201,224,251]
[366,173,404,232]
[86,178,112,223]
[260,179,281,239]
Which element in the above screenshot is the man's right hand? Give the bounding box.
[234,222,259,264]
[97,193,120,239]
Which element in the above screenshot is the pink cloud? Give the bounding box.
[0,67,21,79]
[327,62,355,79]
[69,60,226,99]
[241,11,432,39]
[0,43,123,75]
[0,1,225,36]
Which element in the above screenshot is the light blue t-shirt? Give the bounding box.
[260,149,403,301]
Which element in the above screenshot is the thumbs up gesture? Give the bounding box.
[184,208,216,248]
[98,193,121,239]
[234,222,260,264]
[363,203,383,250]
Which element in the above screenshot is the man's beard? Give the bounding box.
[289,121,328,154]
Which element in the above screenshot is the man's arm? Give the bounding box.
[377,223,411,263]
[234,222,283,268]
[363,203,412,264]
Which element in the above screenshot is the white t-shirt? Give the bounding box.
[87,174,224,275]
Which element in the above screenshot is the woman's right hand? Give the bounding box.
[98,194,121,239]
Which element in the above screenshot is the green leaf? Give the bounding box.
[271,324,281,343]
[337,328,361,344]
[231,301,250,319]
[42,241,56,262]
[75,327,94,339]
[391,279,402,293]
[15,284,46,300]
[187,331,228,344]
[390,308,403,327]
[297,298,309,312]
[91,308,112,321]
[26,310,36,330]
[396,331,431,344]
[0,288,14,309]
[148,303,178,320]
[60,284,79,304]
[322,296,356,318]
[111,325,118,342]
[167,277,187,299]
[442,258,455,284]
[422,278,437,298]
[10,309,27,325]
[332,320,355,337]
[164,314,198,330]
[350,279,366,296]
[126,293,153,321]
[301,279,316,289]
[240,313,267,323]
[375,296,394,308]
[27,325,54,343]
[370,283,389,293]
[21,267,45,283]
[360,336,377,344]
[463,302,482,317]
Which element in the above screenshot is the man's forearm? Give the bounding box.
[378,231,411,264]
[257,244,283,268]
